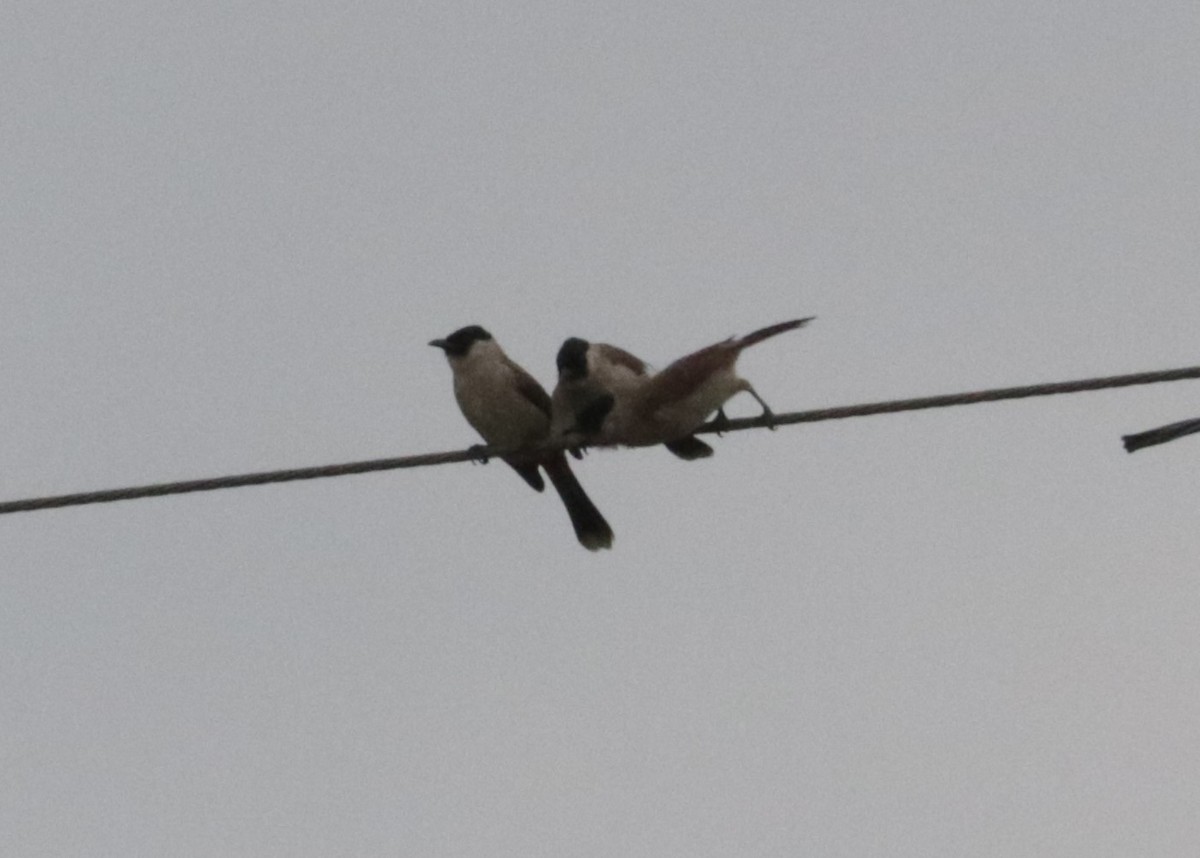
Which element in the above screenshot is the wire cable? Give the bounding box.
[2,363,1197,516]
[1122,416,1200,453]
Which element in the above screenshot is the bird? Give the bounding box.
[551,337,713,461]
[589,318,815,449]
[1122,416,1200,453]
[429,325,613,551]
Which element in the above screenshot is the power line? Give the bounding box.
[2,363,1197,516]
[1123,416,1200,453]
[691,365,1200,433]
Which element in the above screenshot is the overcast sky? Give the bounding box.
[4,2,1200,855]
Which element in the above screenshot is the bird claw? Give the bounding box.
[467,444,490,465]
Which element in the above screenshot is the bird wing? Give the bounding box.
[507,358,553,420]
[636,341,735,415]
[594,343,650,376]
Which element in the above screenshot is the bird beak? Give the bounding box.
[428,339,449,350]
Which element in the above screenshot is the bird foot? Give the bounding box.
[467,444,490,465]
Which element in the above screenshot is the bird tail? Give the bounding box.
[1122,417,1200,453]
[505,460,545,491]
[663,435,715,460]
[736,317,815,350]
[544,455,614,551]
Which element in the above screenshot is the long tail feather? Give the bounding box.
[543,455,614,551]
[736,317,815,350]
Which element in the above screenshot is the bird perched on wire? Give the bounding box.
[551,338,713,461]
[1122,416,1200,453]
[429,325,613,551]
[564,318,814,450]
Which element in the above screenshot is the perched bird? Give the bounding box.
[1122,416,1200,453]
[551,338,713,461]
[591,318,814,449]
[429,325,613,551]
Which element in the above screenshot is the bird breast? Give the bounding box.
[453,361,549,447]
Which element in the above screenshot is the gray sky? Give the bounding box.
[4,2,1200,855]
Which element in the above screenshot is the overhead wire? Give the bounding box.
[1122,416,1200,453]
[1,363,1197,516]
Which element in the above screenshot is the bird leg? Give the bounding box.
[745,386,778,430]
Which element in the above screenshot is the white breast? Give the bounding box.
[451,342,549,447]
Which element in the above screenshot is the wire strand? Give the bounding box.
[1122,415,1200,453]
[2,363,1198,516]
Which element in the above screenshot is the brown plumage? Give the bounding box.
[600,318,814,448]
[552,337,713,460]
[431,326,613,551]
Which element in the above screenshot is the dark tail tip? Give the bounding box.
[545,456,614,551]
